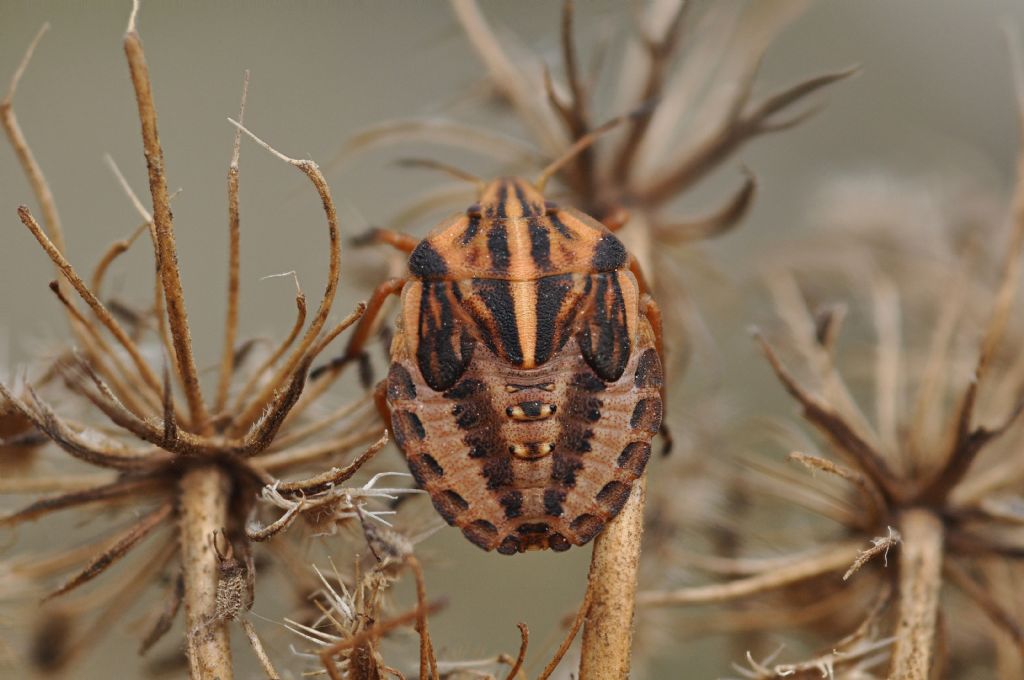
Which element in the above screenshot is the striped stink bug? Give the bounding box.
[334,168,665,554]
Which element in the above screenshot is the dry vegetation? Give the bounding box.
[0,1,1022,679]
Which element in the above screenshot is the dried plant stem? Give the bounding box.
[239,617,281,680]
[0,472,117,494]
[225,119,342,435]
[579,476,645,679]
[215,71,250,414]
[539,586,593,680]
[2,23,66,254]
[180,465,233,679]
[889,508,944,680]
[16,207,164,399]
[408,555,439,680]
[637,540,862,606]
[124,9,209,432]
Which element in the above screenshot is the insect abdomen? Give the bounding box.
[387,314,662,554]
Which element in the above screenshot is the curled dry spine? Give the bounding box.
[0,2,436,677]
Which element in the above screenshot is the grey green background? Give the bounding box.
[1,1,1023,678]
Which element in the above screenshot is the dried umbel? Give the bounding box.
[637,42,1024,680]
[0,4,408,676]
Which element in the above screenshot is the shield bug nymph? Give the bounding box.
[332,149,666,554]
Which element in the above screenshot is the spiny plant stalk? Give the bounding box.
[635,37,1024,677]
[0,2,420,676]
[579,477,646,678]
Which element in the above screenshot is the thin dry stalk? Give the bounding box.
[538,586,593,680]
[16,207,164,398]
[505,623,528,680]
[180,465,233,679]
[889,508,944,680]
[638,540,862,606]
[43,501,173,600]
[318,599,445,680]
[579,477,645,679]
[407,555,439,680]
[215,71,251,414]
[224,119,342,435]
[239,617,281,680]
[1,23,66,253]
[124,4,209,431]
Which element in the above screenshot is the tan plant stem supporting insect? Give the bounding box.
[180,465,233,679]
[579,476,646,679]
[889,508,944,680]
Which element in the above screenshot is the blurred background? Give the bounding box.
[1,1,1023,678]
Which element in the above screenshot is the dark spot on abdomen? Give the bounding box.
[630,397,663,433]
[499,490,524,519]
[617,442,652,476]
[432,490,469,524]
[633,349,663,389]
[596,480,631,516]
[544,488,566,517]
[569,513,604,544]
[462,519,499,550]
[483,458,514,490]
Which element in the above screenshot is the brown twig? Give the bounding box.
[140,573,184,654]
[504,623,528,680]
[637,540,863,606]
[754,331,897,501]
[239,617,281,680]
[226,119,343,435]
[215,70,251,414]
[889,508,944,680]
[43,501,173,601]
[2,23,66,254]
[407,555,439,680]
[1,475,162,526]
[578,477,645,678]
[228,274,307,420]
[16,207,165,399]
[124,5,210,432]
[318,599,446,680]
[636,66,857,205]
[180,465,234,679]
[539,586,593,680]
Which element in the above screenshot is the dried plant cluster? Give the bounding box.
[1,1,1023,679]
[0,4,432,678]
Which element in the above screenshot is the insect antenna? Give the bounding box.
[535,104,654,193]
[395,157,486,191]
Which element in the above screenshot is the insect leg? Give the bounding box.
[351,227,419,254]
[372,379,392,431]
[311,277,406,384]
